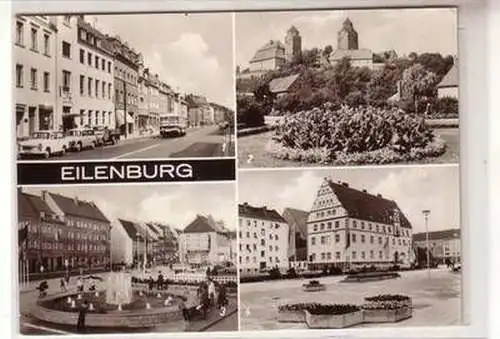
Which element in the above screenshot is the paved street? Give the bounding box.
[29,126,234,161]
[203,311,238,332]
[239,268,461,331]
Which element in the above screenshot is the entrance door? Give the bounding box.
[28,107,36,135]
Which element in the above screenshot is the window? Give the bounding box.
[378,236,382,245]
[370,235,374,244]
[79,49,85,63]
[43,72,50,92]
[370,250,374,259]
[246,232,250,238]
[335,252,340,260]
[352,251,357,260]
[30,68,37,90]
[253,244,257,250]
[62,41,71,58]
[376,225,380,232]
[335,221,339,228]
[275,234,279,241]
[30,27,38,51]
[62,70,71,90]
[368,223,372,231]
[382,226,386,233]
[269,245,272,251]
[260,251,264,258]
[327,252,331,260]
[313,224,318,231]
[43,33,50,55]
[95,79,99,98]
[15,64,23,88]
[320,236,325,245]
[16,21,23,45]
[361,251,366,259]
[95,55,99,69]
[379,251,383,259]
[108,61,111,73]
[327,222,332,229]
[275,245,278,251]
[320,223,325,230]
[392,238,396,245]
[352,233,356,243]
[88,77,92,97]
[311,237,316,245]
[102,82,106,99]
[388,227,392,233]
[335,234,340,243]
[260,239,265,246]
[80,75,85,95]
[87,52,92,66]
[361,234,365,243]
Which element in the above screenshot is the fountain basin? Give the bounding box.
[33,290,188,328]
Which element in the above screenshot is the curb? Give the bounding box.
[196,307,238,332]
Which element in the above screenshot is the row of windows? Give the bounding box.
[15,21,52,57]
[15,64,51,92]
[311,233,408,246]
[239,230,280,241]
[115,89,139,106]
[241,218,282,229]
[239,255,281,264]
[79,47,112,73]
[28,239,107,253]
[311,219,410,237]
[27,224,107,242]
[78,74,113,100]
[240,243,280,252]
[78,110,114,127]
[115,65,137,84]
[311,208,338,220]
[310,250,389,262]
[66,219,107,232]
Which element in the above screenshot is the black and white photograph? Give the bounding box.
[235,9,459,168]
[15,13,235,161]
[17,183,238,334]
[238,166,461,330]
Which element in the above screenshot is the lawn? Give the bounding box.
[237,128,460,168]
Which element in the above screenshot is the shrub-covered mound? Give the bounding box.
[267,104,446,165]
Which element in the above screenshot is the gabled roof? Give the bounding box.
[18,192,53,219]
[282,207,309,239]
[183,215,224,234]
[239,203,287,223]
[326,180,412,229]
[48,192,109,223]
[437,63,458,88]
[118,218,145,241]
[250,40,286,63]
[268,74,300,93]
[331,48,373,61]
[413,229,460,242]
[145,222,160,235]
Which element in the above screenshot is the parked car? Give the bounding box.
[65,128,97,151]
[93,126,121,146]
[18,131,69,159]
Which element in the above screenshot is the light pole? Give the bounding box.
[135,233,140,272]
[422,209,431,279]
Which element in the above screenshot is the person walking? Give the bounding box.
[208,279,216,307]
[217,283,228,316]
[76,300,89,333]
[60,278,67,292]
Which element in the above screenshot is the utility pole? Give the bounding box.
[422,209,431,279]
[124,81,128,139]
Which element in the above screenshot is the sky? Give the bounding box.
[239,165,460,234]
[85,13,235,109]
[22,183,236,231]
[235,8,458,68]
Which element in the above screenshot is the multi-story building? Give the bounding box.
[14,16,58,138]
[238,203,290,274]
[282,207,308,262]
[413,229,461,265]
[146,222,180,264]
[178,215,234,267]
[186,94,210,127]
[55,16,115,131]
[306,179,413,270]
[106,35,141,137]
[111,218,147,266]
[174,93,189,128]
[138,68,162,131]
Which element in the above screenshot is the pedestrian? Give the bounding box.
[76,300,89,333]
[208,279,216,307]
[60,278,67,292]
[201,285,209,320]
[217,283,228,316]
[77,277,84,292]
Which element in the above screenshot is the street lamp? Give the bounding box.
[422,209,431,279]
[135,232,140,271]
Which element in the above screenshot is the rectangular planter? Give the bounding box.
[277,309,306,323]
[363,306,412,323]
[302,285,326,292]
[305,310,363,329]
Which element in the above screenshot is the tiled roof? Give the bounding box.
[283,207,308,239]
[331,48,373,61]
[118,219,144,241]
[183,215,222,234]
[145,222,160,235]
[48,192,109,223]
[327,180,412,229]
[268,74,300,93]
[437,63,458,88]
[250,40,286,63]
[239,203,287,223]
[413,229,460,242]
[18,192,53,219]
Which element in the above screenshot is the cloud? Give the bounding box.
[277,170,322,211]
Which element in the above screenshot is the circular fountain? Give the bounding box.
[32,271,194,329]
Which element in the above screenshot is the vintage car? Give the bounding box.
[92,126,121,146]
[18,131,69,158]
[65,128,97,151]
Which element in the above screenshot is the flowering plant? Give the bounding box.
[278,303,321,312]
[306,304,361,315]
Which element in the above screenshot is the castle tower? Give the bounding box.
[337,18,359,50]
[285,25,302,62]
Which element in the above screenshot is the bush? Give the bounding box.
[237,95,268,128]
[268,267,282,280]
[435,97,458,116]
[306,280,321,286]
[286,267,298,278]
[328,266,343,275]
[307,304,360,315]
[365,294,410,302]
[278,303,321,312]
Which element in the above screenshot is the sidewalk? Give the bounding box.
[185,297,239,332]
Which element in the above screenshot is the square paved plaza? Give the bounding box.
[239,268,461,331]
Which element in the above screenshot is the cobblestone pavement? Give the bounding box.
[239,268,461,331]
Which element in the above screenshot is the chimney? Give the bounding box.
[362,189,367,193]
[41,190,48,202]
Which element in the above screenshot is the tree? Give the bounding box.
[400,63,438,113]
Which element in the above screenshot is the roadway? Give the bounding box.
[23,126,234,161]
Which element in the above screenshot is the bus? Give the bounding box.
[159,115,186,138]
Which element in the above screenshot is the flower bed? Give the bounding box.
[305,304,363,329]
[268,105,446,165]
[341,271,401,283]
[277,303,321,323]
[362,295,413,323]
[302,280,326,292]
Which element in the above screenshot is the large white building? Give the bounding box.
[14,16,58,138]
[178,215,235,267]
[238,203,289,274]
[307,179,413,270]
[413,229,460,265]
